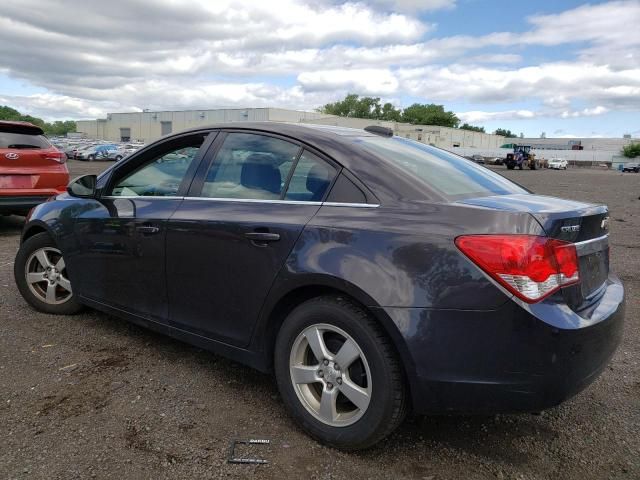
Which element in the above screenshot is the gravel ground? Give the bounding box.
[1,160,638,480]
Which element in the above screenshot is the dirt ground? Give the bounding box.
[1,160,638,479]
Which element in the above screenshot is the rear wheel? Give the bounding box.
[14,233,83,315]
[274,295,407,450]
[87,154,95,161]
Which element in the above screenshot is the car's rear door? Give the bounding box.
[68,131,216,323]
[165,131,338,347]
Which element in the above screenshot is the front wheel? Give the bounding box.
[14,233,83,315]
[274,296,407,450]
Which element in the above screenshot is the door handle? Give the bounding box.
[244,232,280,243]
[136,225,160,235]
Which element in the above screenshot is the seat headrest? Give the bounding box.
[240,154,282,194]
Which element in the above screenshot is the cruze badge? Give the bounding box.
[5,152,19,160]
[561,225,580,233]
[601,217,609,230]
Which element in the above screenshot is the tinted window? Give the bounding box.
[110,137,204,197]
[326,173,367,204]
[0,132,51,149]
[352,136,527,199]
[201,133,300,199]
[284,151,336,202]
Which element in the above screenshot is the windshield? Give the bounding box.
[352,136,527,200]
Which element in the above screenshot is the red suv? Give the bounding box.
[0,121,69,215]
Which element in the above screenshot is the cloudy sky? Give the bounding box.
[0,0,638,137]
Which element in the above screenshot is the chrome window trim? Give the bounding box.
[100,195,380,208]
[102,195,184,200]
[183,196,322,206]
[322,202,380,208]
[181,197,379,208]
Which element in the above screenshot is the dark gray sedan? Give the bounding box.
[14,123,624,449]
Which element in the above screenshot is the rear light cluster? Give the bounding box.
[42,151,66,164]
[455,235,580,303]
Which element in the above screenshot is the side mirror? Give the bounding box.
[67,175,97,198]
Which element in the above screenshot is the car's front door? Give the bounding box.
[69,132,215,322]
[166,131,338,346]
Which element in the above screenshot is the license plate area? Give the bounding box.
[578,247,609,298]
[0,175,34,188]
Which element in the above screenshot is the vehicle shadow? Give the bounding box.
[0,214,25,236]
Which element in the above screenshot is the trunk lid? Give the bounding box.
[459,193,610,306]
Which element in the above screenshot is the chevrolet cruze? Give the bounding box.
[14,123,624,449]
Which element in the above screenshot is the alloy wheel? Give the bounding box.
[25,247,73,305]
[289,323,372,427]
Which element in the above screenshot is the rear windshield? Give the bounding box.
[352,136,527,200]
[0,132,51,149]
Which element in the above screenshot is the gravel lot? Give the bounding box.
[1,160,638,479]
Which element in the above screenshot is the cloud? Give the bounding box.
[298,69,399,94]
[398,62,640,110]
[0,0,638,125]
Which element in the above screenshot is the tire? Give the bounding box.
[274,295,407,450]
[87,154,95,161]
[14,233,83,315]
[115,155,122,162]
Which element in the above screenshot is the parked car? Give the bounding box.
[470,154,485,164]
[14,123,624,450]
[0,121,69,215]
[548,158,568,170]
[622,162,639,172]
[489,157,503,165]
[76,144,118,161]
[104,145,140,161]
[71,144,95,160]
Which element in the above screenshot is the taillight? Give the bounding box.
[42,151,66,164]
[455,235,580,303]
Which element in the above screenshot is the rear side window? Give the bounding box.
[0,132,51,149]
[352,136,527,199]
[284,151,337,202]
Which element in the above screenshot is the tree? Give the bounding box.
[622,142,640,158]
[319,95,458,127]
[380,102,402,121]
[401,103,459,127]
[319,94,401,121]
[493,128,517,138]
[0,105,76,136]
[459,123,485,133]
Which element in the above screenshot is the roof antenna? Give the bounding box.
[364,126,393,137]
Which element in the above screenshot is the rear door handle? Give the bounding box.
[136,225,160,235]
[244,232,280,243]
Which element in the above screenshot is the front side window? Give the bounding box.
[110,136,205,197]
[201,132,301,200]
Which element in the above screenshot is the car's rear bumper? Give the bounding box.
[381,274,624,414]
[0,190,63,213]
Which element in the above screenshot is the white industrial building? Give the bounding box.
[75,107,506,149]
[511,137,636,152]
